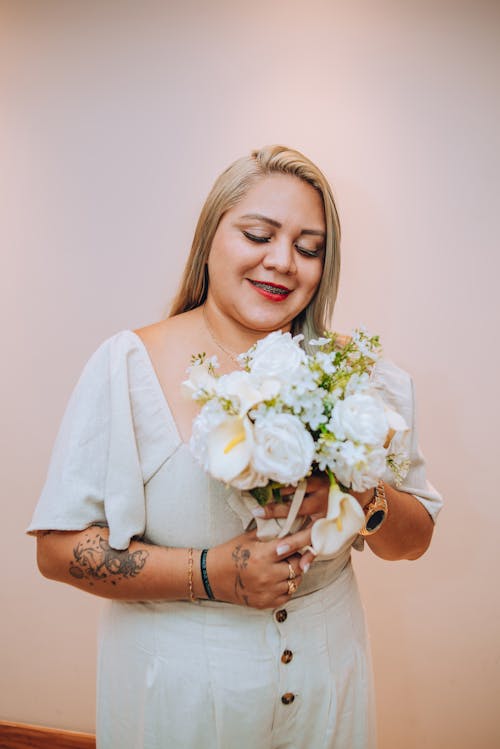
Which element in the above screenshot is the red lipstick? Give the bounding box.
[247,279,292,302]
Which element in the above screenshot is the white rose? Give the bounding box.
[252,412,314,485]
[248,331,307,381]
[215,370,280,416]
[329,393,389,446]
[231,464,268,491]
[333,442,387,492]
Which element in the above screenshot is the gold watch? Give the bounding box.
[359,481,388,536]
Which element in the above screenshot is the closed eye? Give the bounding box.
[242,230,271,243]
[295,245,322,258]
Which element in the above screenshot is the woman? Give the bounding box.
[28,145,442,748]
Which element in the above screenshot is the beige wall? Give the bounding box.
[1,1,499,746]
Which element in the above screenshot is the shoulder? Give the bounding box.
[371,358,414,423]
[133,308,205,362]
[75,328,159,391]
[133,308,201,346]
[372,357,412,390]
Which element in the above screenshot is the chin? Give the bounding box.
[237,309,295,333]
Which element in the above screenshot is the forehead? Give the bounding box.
[230,173,325,228]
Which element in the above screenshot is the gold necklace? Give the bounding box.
[202,306,241,365]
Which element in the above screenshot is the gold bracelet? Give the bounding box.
[187,547,196,603]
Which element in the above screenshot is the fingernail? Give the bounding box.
[302,562,310,574]
[251,507,266,518]
[276,544,291,556]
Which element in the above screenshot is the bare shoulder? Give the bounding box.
[134,309,203,358]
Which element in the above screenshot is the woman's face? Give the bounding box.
[206,173,326,334]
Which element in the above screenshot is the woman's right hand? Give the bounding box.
[207,526,312,610]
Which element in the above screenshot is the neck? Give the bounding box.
[202,300,286,360]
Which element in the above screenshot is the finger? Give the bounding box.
[257,490,327,520]
[305,474,330,492]
[299,550,315,573]
[253,502,291,519]
[282,573,302,596]
[282,556,302,579]
[294,494,327,517]
[290,474,330,494]
[264,495,323,518]
[275,526,313,557]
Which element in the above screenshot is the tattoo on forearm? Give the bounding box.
[231,545,251,605]
[69,533,149,586]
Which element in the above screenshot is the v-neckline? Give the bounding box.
[126,330,191,447]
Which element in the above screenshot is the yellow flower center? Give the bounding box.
[336,516,343,532]
[224,433,246,454]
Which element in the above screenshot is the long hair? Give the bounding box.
[169,145,341,340]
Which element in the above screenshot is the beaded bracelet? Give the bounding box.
[187,547,196,603]
[200,548,215,600]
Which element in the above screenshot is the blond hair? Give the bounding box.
[169,145,341,339]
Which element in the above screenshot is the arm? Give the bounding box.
[36,524,309,609]
[351,483,434,561]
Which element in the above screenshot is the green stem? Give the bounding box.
[326,468,338,490]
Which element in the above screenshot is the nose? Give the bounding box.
[261,237,297,275]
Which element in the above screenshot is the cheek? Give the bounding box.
[302,260,324,294]
[209,240,260,278]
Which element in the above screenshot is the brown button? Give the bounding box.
[281,692,295,705]
[281,649,293,664]
[275,609,288,623]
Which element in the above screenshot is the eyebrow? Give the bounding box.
[239,213,325,238]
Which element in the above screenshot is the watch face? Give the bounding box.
[366,509,386,532]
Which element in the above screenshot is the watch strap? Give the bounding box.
[359,480,388,536]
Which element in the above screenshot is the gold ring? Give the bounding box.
[287,562,296,581]
[287,579,298,596]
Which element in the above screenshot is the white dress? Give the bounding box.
[28,331,443,749]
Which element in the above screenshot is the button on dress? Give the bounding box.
[28,331,443,749]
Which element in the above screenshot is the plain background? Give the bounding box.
[1,1,499,747]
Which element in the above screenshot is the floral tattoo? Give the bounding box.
[231,544,251,606]
[69,532,149,586]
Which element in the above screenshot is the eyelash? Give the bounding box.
[242,231,322,258]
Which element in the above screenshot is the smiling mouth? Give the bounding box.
[248,280,291,296]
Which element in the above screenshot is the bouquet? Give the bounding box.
[183,329,410,559]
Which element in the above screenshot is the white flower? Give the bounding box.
[312,351,337,375]
[309,482,365,559]
[252,412,315,485]
[189,400,228,470]
[333,442,387,492]
[182,356,219,398]
[215,370,280,416]
[309,337,330,346]
[344,372,371,396]
[384,405,408,435]
[328,393,389,446]
[230,464,268,490]
[247,331,307,382]
[385,428,411,486]
[207,415,255,484]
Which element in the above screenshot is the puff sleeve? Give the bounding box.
[27,331,174,550]
[371,358,443,521]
